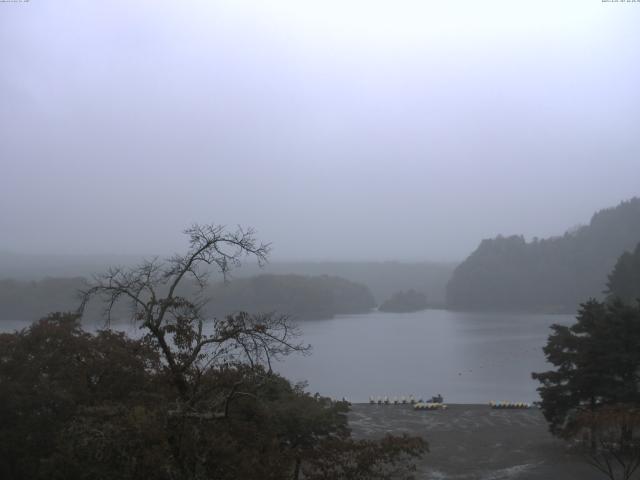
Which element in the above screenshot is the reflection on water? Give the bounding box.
[1,309,574,404]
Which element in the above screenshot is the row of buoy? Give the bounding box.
[366,397,532,408]
[414,402,447,410]
[490,401,531,409]
[369,395,421,404]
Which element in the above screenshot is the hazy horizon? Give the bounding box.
[2,1,639,261]
[0,196,635,263]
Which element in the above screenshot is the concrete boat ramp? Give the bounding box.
[348,404,603,480]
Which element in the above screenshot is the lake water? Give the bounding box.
[275,310,574,404]
[1,309,574,404]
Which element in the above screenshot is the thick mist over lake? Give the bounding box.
[2,3,640,479]
[2,1,640,263]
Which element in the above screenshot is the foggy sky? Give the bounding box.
[1,1,639,262]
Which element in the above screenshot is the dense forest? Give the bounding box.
[606,241,640,305]
[0,277,89,322]
[0,274,375,323]
[378,290,428,313]
[447,198,640,312]
[207,274,375,320]
[0,255,456,306]
[258,262,455,306]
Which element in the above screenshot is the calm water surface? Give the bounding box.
[275,309,574,404]
[2,309,574,404]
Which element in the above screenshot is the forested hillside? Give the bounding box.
[0,274,375,323]
[0,255,456,306]
[0,277,88,322]
[606,241,640,304]
[256,261,455,306]
[378,289,428,313]
[446,198,640,312]
[207,274,375,320]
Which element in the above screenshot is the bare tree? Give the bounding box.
[79,224,309,401]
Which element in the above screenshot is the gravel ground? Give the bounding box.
[348,404,604,480]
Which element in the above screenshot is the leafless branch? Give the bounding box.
[77,224,304,403]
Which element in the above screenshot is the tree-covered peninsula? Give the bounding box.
[446,198,640,312]
[378,289,428,313]
[0,273,375,323]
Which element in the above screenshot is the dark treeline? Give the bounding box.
[606,241,640,305]
[447,198,640,312]
[257,261,455,306]
[0,277,89,322]
[208,274,375,320]
[378,290,428,313]
[0,274,375,323]
[0,254,456,306]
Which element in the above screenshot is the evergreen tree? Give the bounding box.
[606,242,640,305]
[532,299,640,437]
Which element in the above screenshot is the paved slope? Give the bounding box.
[349,404,602,480]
